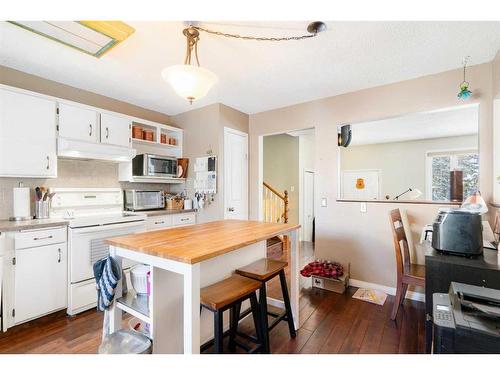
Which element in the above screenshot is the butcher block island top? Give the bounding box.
[106,220,300,264]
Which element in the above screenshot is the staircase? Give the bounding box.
[263,181,289,260]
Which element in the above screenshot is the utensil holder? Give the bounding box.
[35,201,50,219]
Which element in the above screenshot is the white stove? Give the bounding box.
[49,188,147,315]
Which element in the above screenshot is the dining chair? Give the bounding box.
[388,208,425,320]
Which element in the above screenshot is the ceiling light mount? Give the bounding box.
[162,21,327,104]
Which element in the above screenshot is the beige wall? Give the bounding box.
[172,103,249,223]
[340,135,478,200]
[249,62,493,289]
[0,66,172,124]
[493,51,500,99]
[263,134,299,224]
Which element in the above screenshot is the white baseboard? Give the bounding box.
[349,278,425,303]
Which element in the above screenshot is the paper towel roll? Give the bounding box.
[13,187,31,219]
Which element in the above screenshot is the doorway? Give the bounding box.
[223,127,248,220]
[302,170,314,242]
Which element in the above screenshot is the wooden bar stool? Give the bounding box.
[236,258,296,353]
[200,274,265,354]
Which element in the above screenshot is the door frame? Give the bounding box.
[223,127,249,220]
[300,169,315,242]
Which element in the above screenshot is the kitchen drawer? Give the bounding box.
[15,226,67,250]
[69,279,97,315]
[172,213,196,226]
[146,215,173,231]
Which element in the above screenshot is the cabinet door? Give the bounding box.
[14,243,67,324]
[100,113,131,147]
[0,89,57,177]
[58,102,99,143]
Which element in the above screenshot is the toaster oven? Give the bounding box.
[124,190,165,211]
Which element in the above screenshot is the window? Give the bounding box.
[426,149,479,201]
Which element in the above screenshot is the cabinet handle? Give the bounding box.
[58,248,61,263]
[46,156,50,170]
[106,127,109,139]
[181,218,189,221]
[154,221,165,225]
[89,124,93,136]
[33,235,53,241]
[227,207,235,212]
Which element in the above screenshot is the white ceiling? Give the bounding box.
[1,21,500,115]
[349,104,479,146]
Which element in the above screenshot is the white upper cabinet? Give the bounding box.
[0,88,57,177]
[58,102,99,143]
[100,113,131,147]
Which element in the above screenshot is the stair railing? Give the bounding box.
[263,181,289,223]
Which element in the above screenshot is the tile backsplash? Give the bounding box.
[0,159,181,220]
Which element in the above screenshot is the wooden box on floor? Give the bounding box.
[311,264,350,294]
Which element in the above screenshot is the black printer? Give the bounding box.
[433,282,500,353]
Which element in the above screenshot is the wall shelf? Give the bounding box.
[124,176,186,184]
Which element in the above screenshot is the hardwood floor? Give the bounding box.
[0,241,425,354]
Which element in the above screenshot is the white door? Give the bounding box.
[303,171,314,242]
[14,243,67,324]
[224,127,248,220]
[58,102,99,143]
[100,113,131,147]
[0,89,57,177]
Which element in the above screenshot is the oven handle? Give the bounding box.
[70,220,146,234]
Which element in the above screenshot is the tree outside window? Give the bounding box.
[427,150,479,201]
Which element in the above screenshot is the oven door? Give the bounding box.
[146,155,177,177]
[69,220,146,284]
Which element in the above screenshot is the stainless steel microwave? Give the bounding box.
[124,190,165,211]
[132,154,178,178]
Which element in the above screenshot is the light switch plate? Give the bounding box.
[321,197,327,207]
[360,202,367,213]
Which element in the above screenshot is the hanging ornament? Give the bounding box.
[457,56,472,100]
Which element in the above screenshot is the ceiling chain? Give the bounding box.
[191,25,319,42]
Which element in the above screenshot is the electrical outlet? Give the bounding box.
[321,197,328,207]
[290,186,295,192]
[360,202,367,213]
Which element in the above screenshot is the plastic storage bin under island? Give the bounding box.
[105,220,300,354]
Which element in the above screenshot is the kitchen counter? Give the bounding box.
[0,218,69,232]
[107,219,299,264]
[136,208,197,217]
[106,219,300,354]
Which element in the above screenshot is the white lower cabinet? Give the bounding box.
[14,243,67,324]
[146,213,196,231]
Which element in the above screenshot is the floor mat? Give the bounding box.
[352,288,387,305]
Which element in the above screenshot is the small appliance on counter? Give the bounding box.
[124,190,165,211]
[433,282,500,353]
[432,208,483,256]
[132,154,177,178]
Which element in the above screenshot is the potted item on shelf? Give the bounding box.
[160,134,169,144]
[132,125,143,140]
[300,260,350,294]
[169,137,177,146]
[177,158,189,178]
[143,129,154,142]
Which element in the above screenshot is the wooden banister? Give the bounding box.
[263,181,289,224]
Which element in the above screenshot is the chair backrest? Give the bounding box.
[389,208,411,277]
[493,211,500,245]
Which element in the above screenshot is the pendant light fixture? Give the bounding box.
[161,27,217,104]
[162,22,327,104]
[457,56,472,100]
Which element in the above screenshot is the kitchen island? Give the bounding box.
[106,220,300,354]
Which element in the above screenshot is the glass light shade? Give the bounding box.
[161,64,217,103]
[461,191,488,214]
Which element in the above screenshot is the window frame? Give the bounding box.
[425,147,479,201]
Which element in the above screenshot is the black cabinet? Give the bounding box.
[424,245,500,353]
